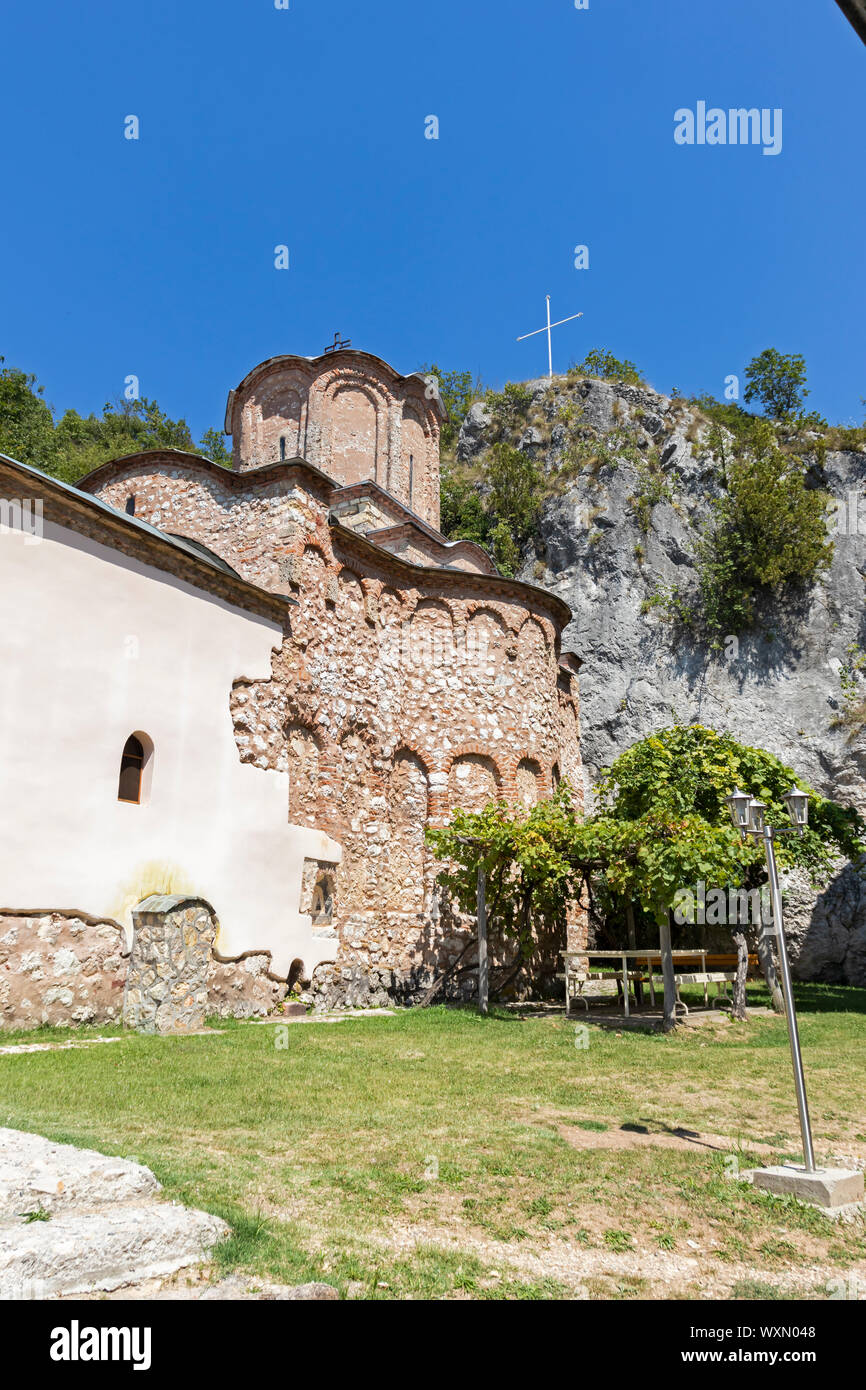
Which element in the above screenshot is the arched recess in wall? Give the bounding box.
[384,749,430,914]
[517,616,554,726]
[466,606,509,672]
[375,585,404,670]
[401,404,428,513]
[286,724,322,827]
[327,384,380,486]
[407,597,454,674]
[517,615,551,665]
[391,748,430,830]
[117,731,155,806]
[301,544,329,582]
[252,371,308,462]
[448,752,501,814]
[337,724,381,838]
[515,756,543,809]
[292,545,330,628]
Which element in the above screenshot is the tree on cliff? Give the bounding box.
[744,348,810,420]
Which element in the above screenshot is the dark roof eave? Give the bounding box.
[0,451,294,622]
[75,449,339,496]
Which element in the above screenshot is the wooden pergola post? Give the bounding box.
[476,864,488,1016]
[658,910,677,1032]
[626,901,642,1007]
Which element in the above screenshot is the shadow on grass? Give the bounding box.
[789,981,866,1014]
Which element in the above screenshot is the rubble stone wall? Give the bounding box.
[0,909,293,1030]
[0,912,128,1029]
[232,526,583,1005]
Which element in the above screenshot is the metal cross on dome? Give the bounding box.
[323,332,352,354]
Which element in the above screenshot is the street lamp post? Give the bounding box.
[725,786,817,1174]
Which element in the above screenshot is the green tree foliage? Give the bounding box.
[570,348,644,386]
[199,427,233,468]
[657,422,833,644]
[487,442,543,555]
[594,725,863,904]
[439,465,489,546]
[422,364,480,451]
[440,441,544,577]
[428,726,863,978]
[744,348,809,419]
[0,359,229,481]
[0,359,59,473]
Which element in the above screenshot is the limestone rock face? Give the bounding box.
[458,375,866,984]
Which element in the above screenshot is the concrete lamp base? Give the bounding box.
[750,1165,864,1209]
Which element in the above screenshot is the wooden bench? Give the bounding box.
[673,970,736,1014]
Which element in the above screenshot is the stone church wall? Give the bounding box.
[76,448,583,1011]
[229,521,583,1006]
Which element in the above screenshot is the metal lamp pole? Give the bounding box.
[725,787,817,1174]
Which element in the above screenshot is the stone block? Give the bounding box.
[750,1164,864,1208]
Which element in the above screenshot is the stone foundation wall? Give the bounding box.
[0,912,127,1029]
[0,909,291,1031]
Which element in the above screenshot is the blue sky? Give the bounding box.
[2,0,864,439]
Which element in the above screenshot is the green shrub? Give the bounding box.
[569,348,644,386]
[484,381,533,428]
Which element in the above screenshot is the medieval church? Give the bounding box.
[0,345,583,1027]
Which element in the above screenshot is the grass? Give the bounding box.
[1,987,865,1300]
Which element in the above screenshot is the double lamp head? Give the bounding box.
[725,786,809,840]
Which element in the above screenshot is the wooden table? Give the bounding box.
[560,950,741,1018]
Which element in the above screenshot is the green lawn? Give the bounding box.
[1,985,865,1300]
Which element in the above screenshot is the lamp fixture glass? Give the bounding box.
[748,799,767,834]
[783,786,809,831]
[725,788,752,834]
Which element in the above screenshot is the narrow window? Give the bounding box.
[279,436,286,461]
[125,496,136,516]
[118,735,145,803]
[408,454,414,506]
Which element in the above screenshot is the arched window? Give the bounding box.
[117,733,153,804]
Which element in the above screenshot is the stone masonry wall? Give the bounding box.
[231,527,583,1006]
[0,912,127,1029]
[0,909,294,1031]
[122,896,218,1034]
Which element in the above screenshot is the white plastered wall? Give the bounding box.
[0,519,341,979]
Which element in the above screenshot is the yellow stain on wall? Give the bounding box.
[110,861,198,930]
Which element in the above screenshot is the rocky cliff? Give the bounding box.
[456,374,866,984]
